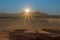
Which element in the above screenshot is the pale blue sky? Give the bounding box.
[0,0,60,15]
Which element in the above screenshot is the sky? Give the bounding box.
[0,0,60,15]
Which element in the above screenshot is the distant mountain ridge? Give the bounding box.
[0,11,60,18]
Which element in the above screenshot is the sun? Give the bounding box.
[22,8,31,19]
[25,8,30,13]
[23,8,31,16]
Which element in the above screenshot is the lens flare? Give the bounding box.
[21,8,33,21]
[20,7,35,30]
